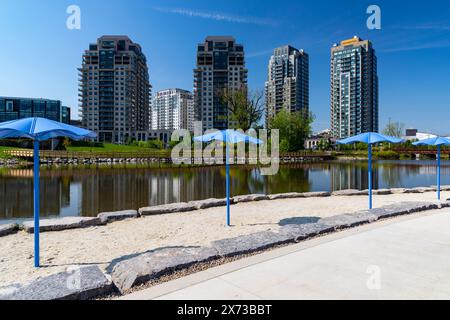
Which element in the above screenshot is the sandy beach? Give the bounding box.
[0,191,447,288]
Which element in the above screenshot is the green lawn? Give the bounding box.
[1,144,166,159]
[66,143,163,153]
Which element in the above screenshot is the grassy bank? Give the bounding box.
[66,143,162,153]
[336,150,443,160]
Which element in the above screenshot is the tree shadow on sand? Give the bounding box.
[278,216,320,226]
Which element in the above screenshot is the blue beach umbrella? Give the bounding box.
[337,132,403,209]
[194,129,263,226]
[0,117,96,267]
[413,136,450,200]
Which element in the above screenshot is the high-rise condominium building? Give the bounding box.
[152,89,194,131]
[265,45,309,123]
[79,35,151,143]
[330,36,378,139]
[0,97,70,123]
[194,36,248,130]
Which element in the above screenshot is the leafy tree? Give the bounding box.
[383,120,405,137]
[220,86,264,131]
[269,109,314,152]
[317,138,331,151]
[146,139,164,150]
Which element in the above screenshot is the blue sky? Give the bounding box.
[1,0,450,134]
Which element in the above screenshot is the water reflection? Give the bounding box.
[0,160,449,221]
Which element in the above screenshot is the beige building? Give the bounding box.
[79,35,151,143]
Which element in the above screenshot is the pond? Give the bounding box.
[0,160,447,223]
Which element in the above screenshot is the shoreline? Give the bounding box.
[0,189,448,299]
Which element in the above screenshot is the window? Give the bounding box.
[6,101,13,112]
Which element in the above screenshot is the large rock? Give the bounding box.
[411,187,435,193]
[0,265,113,300]
[22,217,104,233]
[301,191,331,198]
[435,185,450,191]
[403,188,424,194]
[320,211,378,229]
[279,223,335,242]
[0,223,18,237]
[268,192,304,200]
[211,231,294,257]
[138,202,198,216]
[233,194,269,203]
[371,189,392,195]
[369,201,439,219]
[188,198,231,210]
[97,210,139,224]
[390,188,407,194]
[111,246,218,294]
[332,189,368,196]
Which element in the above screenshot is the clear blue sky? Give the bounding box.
[1,0,450,134]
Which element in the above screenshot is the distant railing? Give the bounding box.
[392,149,450,155]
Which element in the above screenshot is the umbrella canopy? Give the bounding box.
[0,117,96,267]
[0,117,96,141]
[413,136,450,200]
[193,129,262,144]
[337,132,403,145]
[337,132,404,209]
[413,136,450,147]
[194,129,263,226]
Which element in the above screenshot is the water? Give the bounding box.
[0,160,448,223]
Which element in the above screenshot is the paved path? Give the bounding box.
[120,209,450,300]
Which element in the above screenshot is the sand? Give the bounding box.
[0,191,447,288]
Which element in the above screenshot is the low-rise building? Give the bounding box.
[305,129,333,150]
[402,129,436,141]
[0,96,71,123]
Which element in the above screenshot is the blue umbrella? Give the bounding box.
[337,132,403,209]
[0,117,96,267]
[413,136,450,200]
[194,129,263,226]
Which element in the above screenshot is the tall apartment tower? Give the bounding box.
[79,35,151,143]
[330,36,378,139]
[152,89,194,131]
[265,45,309,123]
[194,36,248,130]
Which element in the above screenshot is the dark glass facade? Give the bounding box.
[0,97,71,123]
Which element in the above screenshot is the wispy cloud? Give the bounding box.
[247,48,274,58]
[380,40,450,53]
[154,7,277,26]
[398,22,450,31]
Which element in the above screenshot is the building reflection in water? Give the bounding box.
[329,162,379,191]
[1,160,450,221]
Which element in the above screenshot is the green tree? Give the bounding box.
[383,120,405,137]
[146,139,164,150]
[220,86,264,131]
[269,109,314,152]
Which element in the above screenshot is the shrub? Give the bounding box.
[375,150,399,160]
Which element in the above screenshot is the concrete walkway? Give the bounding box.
[120,209,450,300]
